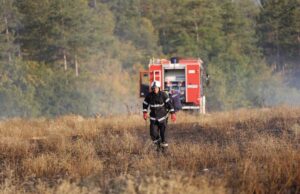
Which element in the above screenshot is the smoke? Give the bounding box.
[263,85,300,107]
[253,0,262,8]
[268,70,300,106]
[255,66,300,107]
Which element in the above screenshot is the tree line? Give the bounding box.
[0,0,299,117]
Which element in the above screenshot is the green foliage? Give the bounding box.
[0,60,39,117]
[15,0,116,70]
[102,0,160,66]
[0,0,21,63]
[257,0,300,67]
[32,64,91,117]
[257,0,300,89]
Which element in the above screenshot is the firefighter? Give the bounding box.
[170,89,182,112]
[142,81,176,147]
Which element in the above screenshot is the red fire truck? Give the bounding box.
[139,57,207,113]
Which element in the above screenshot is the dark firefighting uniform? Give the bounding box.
[143,91,175,142]
[170,90,182,112]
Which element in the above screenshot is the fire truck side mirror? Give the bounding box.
[206,73,210,86]
[139,71,149,97]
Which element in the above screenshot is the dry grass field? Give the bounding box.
[0,107,299,194]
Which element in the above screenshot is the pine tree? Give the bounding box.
[101,0,160,63]
[257,0,300,70]
[16,0,110,76]
[0,0,38,117]
[0,0,21,64]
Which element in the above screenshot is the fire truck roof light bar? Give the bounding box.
[163,64,185,69]
[149,58,202,66]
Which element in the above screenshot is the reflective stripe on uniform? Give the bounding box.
[150,115,168,122]
[143,101,148,105]
[172,94,179,98]
[150,103,164,108]
[165,98,170,103]
[158,115,168,122]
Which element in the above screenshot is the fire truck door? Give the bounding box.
[153,70,161,83]
[186,65,200,105]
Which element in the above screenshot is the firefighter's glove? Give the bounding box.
[171,113,176,122]
[143,112,148,120]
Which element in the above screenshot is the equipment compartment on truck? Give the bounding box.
[139,57,206,113]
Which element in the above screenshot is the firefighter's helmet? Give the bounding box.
[151,81,161,89]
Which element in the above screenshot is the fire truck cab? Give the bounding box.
[140,57,206,113]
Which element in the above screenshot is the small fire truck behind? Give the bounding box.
[139,57,206,113]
